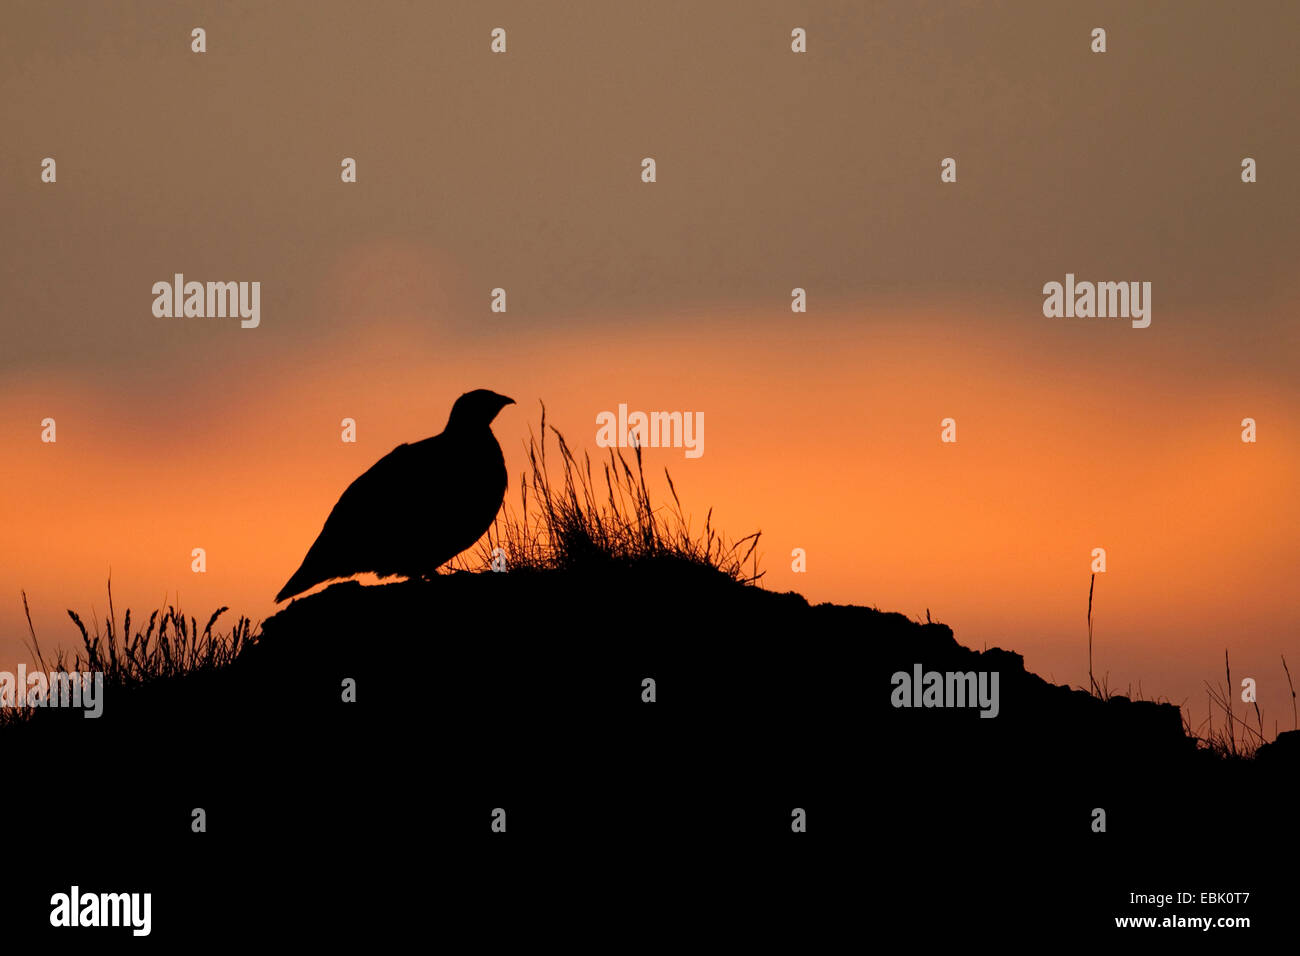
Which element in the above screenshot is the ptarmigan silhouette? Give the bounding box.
[275,389,515,602]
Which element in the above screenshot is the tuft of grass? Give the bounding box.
[1083,580,1276,761]
[1183,650,1267,759]
[5,579,258,727]
[462,403,763,583]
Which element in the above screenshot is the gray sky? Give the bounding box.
[3,0,1297,382]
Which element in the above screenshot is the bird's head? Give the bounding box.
[446,389,515,430]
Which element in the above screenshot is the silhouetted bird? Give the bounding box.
[275,389,515,602]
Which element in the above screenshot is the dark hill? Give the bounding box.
[6,563,1296,940]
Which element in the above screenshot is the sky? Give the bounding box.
[2,0,1298,738]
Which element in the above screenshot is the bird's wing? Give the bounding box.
[327,442,416,522]
[279,442,419,595]
[313,442,418,546]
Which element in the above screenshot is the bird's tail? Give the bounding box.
[274,562,316,603]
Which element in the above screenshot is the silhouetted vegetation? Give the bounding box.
[464,404,763,583]
[1084,574,1287,756]
[5,582,258,728]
